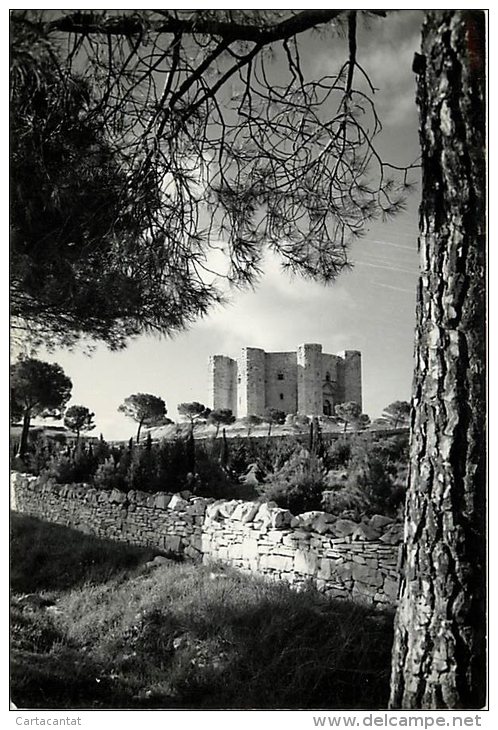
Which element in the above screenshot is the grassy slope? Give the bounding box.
[11,514,394,710]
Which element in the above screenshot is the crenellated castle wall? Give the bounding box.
[237,347,266,417]
[264,352,297,413]
[209,355,237,413]
[210,344,362,418]
[338,351,362,406]
[297,343,324,415]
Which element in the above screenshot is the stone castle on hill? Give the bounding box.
[208,344,362,418]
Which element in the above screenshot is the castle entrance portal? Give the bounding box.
[323,399,333,416]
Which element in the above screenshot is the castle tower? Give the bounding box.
[337,350,362,409]
[237,347,266,417]
[297,343,323,415]
[208,355,237,413]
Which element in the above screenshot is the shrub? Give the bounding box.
[11,515,395,710]
[345,435,405,515]
[125,442,159,492]
[93,459,128,492]
[322,484,370,517]
[40,445,99,484]
[324,437,351,470]
[259,449,327,514]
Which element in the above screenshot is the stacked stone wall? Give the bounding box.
[11,472,402,608]
[11,473,205,558]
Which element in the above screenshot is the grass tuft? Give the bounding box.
[11,513,394,709]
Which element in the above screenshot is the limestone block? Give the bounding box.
[297,511,334,532]
[270,508,293,529]
[352,523,382,541]
[254,503,273,526]
[314,515,335,535]
[226,543,244,560]
[266,530,284,544]
[294,549,318,576]
[317,558,334,581]
[261,554,294,572]
[324,586,349,600]
[369,514,394,529]
[365,557,379,569]
[231,502,259,523]
[128,490,151,506]
[383,576,399,601]
[241,538,260,561]
[379,524,404,545]
[273,547,296,559]
[333,561,354,581]
[351,562,383,587]
[217,546,229,561]
[184,544,202,559]
[167,494,187,511]
[218,500,241,518]
[109,489,127,504]
[201,534,212,553]
[351,585,375,604]
[185,498,207,516]
[163,535,182,553]
[282,533,307,547]
[329,518,358,537]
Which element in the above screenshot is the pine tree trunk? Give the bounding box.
[20,409,31,458]
[389,11,486,709]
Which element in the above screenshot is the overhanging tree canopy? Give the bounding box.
[10,9,414,349]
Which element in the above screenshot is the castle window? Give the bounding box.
[279,393,284,400]
[277,372,284,380]
[325,371,331,382]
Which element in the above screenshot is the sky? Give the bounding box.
[19,10,424,441]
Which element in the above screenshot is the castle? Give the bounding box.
[208,344,362,418]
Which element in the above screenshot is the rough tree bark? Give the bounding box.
[389,11,486,709]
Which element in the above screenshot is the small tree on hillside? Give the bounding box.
[287,414,310,432]
[178,402,211,433]
[334,402,362,433]
[11,358,72,458]
[356,413,371,432]
[208,408,236,438]
[118,393,167,443]
[263,408,286,437]
[380,400,411,429]
[244,414,262,437]
[63,405,96,447]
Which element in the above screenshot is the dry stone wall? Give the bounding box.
[11,472,205,559]
[11,472,402,607]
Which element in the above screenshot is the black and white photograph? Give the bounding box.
[9,6,487,720]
